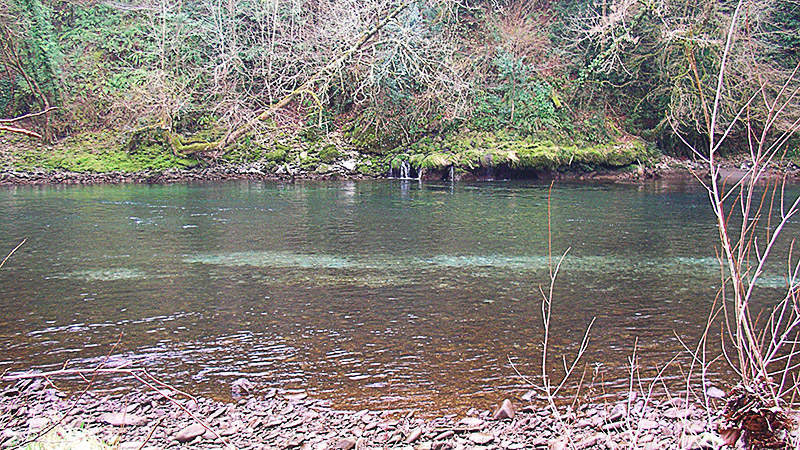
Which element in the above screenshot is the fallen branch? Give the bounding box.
[0,124,42,139]
[0,106,57,123]
[0,239,25,270]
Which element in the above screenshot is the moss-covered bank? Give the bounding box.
[1,126,662,184]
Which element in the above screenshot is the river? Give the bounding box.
[1,179,797,413]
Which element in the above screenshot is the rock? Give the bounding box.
[664,407,692,419]
[706,387,726,399]
[548,438,567,450]
[638,418,660,430]
[602,421,626,431]
[719,427,740,446]
[492,399,515,420]
[686,421,705,434]
[230,378,254,398]
[174,423,206,442]
[434,430,454,441]
[694,432,724,449]
[286,392,308,401]
[576,434,604,449]
[405,427,422,443]
[468,432,494,444]
[666,397,685,408]
[208,406,228,421]
[333,438,356,450]
[521,390,536,402]
[27,417,50,430]
[99,413,148,427]
[2,388,20,397]
[458,417,484,429]
[341,160,357,172]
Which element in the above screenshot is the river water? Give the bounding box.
[0,179,797,413]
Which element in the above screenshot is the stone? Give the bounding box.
[719,427,740,446]
[664,407,692,419]
[548,438,567,450]
[434,430,454,440]
[492,399,515,420]
[174,423,206,442]
[576,434,604,449]
[27,417,50,430]
[695,432,724,449]
[333,438,356,450]
[230,378,254,398]
[638,419,660,430]
[458,417,484,429]
[341,160,357,172]
[706,387,726,399]
[405,427,422,443]
[468,432,493,444]
[286,392,308,401]
[99,413,148,427]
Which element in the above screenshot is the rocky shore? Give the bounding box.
[0,375,748,449]
[2,155,799,187]
[0,161,373,186]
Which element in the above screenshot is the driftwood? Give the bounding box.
[157,0,412,156]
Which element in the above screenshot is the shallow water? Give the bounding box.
[0,179,797,413]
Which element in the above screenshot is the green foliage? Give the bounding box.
[0,0,60,116]
[472,49,562,135]
[765,0,800,65]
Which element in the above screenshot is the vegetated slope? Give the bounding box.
[0,0,797,175]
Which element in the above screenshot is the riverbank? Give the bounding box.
[3,155,799,187]
[0,374,739,449]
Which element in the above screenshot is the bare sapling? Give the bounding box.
[672,0,800,446]
[510,182,596,446]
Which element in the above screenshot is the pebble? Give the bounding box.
[0,375,736,449]
[468,432,494,444]
[706,386,726,399]
[99,412,148,427]
[173,423,206,442]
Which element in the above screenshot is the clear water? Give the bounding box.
[0,179,797,412]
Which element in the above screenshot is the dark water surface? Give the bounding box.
[1,179,797,413]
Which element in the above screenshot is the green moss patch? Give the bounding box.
[393,131,656,172]
[8,131,198,173]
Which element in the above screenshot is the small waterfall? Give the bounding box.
[485,165,494,181]
[449,165,455,182]
[400,161,411,179]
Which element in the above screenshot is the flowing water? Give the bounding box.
[0,179,797,413]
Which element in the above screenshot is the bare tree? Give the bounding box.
[673,0,800,446]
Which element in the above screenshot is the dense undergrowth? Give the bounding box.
[0,0,797,174]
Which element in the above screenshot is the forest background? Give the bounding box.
[1,0,798,174]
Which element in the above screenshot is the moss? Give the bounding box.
[9,131,199,173]
[319,144,340,163]
[392,130,657,173]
